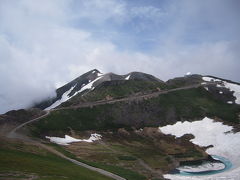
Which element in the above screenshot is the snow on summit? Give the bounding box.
[44,71,104,110]
[45,85,76,110]
[125,74,131,80]
[79,75,103,92]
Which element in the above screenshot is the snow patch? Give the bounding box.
[219,91,223,94]
[160,117,240,180]
[45,74,104,110]
[186,72,191,76]
[224,83,240,104]
[202,77,221,82]
[80,76,103,92]
[73,76,103,96]
[71,75,104,97]
[45,85,76,110]
[97,72,103,77]
[202,76,240,104]
[46,133,102,145]
[125,75,131,80]
[227,101,233,104]
[92,70,96,74]
[202,77,215,82]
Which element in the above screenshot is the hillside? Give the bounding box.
[1,69,240,180]
[34,69,165,110]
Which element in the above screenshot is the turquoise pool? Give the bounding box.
[173,155,232,176]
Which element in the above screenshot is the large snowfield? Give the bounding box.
[160,117,240,180]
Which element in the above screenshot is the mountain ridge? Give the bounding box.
[34,69,240,111]
[34,69,164,110]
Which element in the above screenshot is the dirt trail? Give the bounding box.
[55,83,205,111]
[7,111,50,139]
[6,114,125,180]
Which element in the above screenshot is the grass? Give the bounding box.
[118,155,137,161]
[30,104,120,136]
[47,143,146,180]
[61,80,167,107]
[45,131,205,176]
[84,80,167,101]
[152,87,240,123]
[0,141,113,180]
[80,160,146,180]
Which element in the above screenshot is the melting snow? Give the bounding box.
[80,76,103,92]
[125,75,131,80]
[45,74,104,110]
[202,76,240,104]
[70,76,103,97]
[202,77,221,82]
[97,72,103,77]
[160,117,240,180]
[45,86,76,110]
[46,133,102,145]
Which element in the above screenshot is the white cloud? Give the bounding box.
[131,6,166,19]
[72,0,127,24]
[0,0,239,113]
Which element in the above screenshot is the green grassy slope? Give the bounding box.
[31,87,240,136]
[47,143,147,180]
[61,80,166,107]
[150,87,240,122]
[0,140,113,180]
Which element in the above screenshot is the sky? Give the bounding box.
[0,0,239,113]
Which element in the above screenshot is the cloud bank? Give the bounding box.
[0,0,239,113]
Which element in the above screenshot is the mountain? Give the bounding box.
[34,69,102,110]
[31,70,240,131]
[1,69,240,180]
[34,69,164,110]
[34,69,240,112]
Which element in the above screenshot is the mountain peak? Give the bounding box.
[34,69,164,110]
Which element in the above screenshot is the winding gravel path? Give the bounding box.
[6,114,125,180]
[5,83,211,180]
